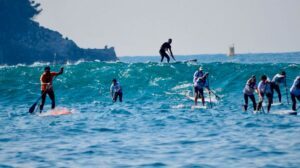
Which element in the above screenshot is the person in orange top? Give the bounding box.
[39,66,64,113]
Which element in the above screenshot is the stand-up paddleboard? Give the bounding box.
[263,102,283,106]
[191,105,207,109]
[174,59,197,63]
[185,93,218,103]
[183,59,197,63]
[39,107,72,117]
[252,109,297,115]
[272,102,283,106]
[270,110,297,115]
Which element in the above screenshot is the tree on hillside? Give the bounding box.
[0,0,42,32]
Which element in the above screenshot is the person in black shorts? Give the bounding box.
[110,79,123,102]
[159,39,175,63]
[193,67,209,106]
[243,75,258,111]
[271,71,286,103]
[257,75,273,112]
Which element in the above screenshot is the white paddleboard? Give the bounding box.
[186,94,218,103]
[191,105,207,109]
[272,102,283,106]
[271,110,297,115]
[262,102,283,106]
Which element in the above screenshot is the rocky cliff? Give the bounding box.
[0,0,117,65]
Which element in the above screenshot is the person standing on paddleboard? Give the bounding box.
[193,67,209,106]
[110,79,123,102]
[271,71,286,103]
[257,75,273,112]
[243,75,258,111]
[159,38,175,63]
[39,66,64,113]
[290,76,300,111]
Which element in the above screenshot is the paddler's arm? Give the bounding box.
[254,84,259,94]
[169,48,175,61]
[199,73,209,81]
[56,67,64,76]
[117,85,122,92]
[257,85,263,99]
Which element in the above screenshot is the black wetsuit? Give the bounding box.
[159,42,171,63]
[271,82,281,102]
[113,91,123,102]
[291,94,300,111]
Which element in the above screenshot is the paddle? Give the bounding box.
[29,90,47,113]
[285,78,290,105]
[208,90,221,100]
[207,77,213,108]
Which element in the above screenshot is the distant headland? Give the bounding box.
[0,0,117,65]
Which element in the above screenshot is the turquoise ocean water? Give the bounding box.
[0,53,300,167]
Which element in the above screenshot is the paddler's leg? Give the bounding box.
[257,94,264,111]
[160,55,164,62]
[200,88,205,106]
[249,94,257,111]
[296,96,300,110]
[166,55,170,63]
[39,90,47,113]
[194,87,199,105]
[160,51,164,62]
[113,92,117,102]
[48,89,55,109]
[267,93,273,112]
[243,94,249,111]
[274,84,281,103]
[119,92,123,102]
[291,94,296,111]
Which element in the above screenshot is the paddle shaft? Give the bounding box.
[207,77,213,108]
[209,90,221,100]
[285,79,290,105]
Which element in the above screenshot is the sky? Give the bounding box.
[35,0,300,56]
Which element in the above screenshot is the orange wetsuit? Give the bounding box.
[40,72,58,91]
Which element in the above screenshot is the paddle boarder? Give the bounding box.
[290,76,300,111]
[110,79,123,102]
[257,75,273,112]
[243,75,258,111]
[159,38,175,63]
[39,66,64,113]
[271,71,286,103]
[193,67,209,106]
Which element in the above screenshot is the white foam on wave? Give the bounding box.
[1,61,51,69]
[0,63,27,69]
[172,83,192,91]
[29,62,51,67]
[66,59,86,65]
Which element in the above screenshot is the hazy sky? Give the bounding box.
[35,0,300,56]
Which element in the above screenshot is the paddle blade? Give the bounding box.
[29,103,37,113]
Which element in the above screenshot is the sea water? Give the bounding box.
[0,53,300,167]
